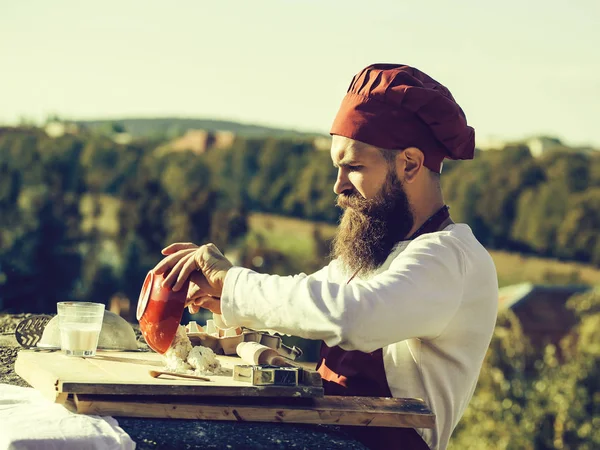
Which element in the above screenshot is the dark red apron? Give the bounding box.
[316,206,451,450]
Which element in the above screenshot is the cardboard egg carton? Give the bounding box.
[185,320,241,355]
[186,320,302,359]
[186,320,242,337]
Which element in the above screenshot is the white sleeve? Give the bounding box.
[220,234,466,353]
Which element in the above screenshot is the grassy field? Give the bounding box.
[248,213,335,258]
[248,212,600,287]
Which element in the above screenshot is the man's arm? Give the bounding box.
[221,234,466,353]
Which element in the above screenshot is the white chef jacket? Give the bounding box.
[221,223,498,450]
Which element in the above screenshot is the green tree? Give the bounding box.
[556,188,600,264]
[283,151,338,222]
[474,146,544,248]
[0,131,84,312]
[511,183,569,255]
[0,183,83,312]
[540,151,590,193]
[442,166,489,243]
[118,233,152,306]
[248,138,313,214]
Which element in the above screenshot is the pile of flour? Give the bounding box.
[162,325,223,375]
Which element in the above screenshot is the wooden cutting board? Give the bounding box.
[15,350,435,428]
[15,349,323,402]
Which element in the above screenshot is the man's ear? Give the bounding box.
[397,147,425,183]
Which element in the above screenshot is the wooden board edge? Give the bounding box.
[14,350,67,404]
[60,381,324,398]
[62,394,77,413]
[73,394,435,429]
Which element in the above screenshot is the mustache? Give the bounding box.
[336,191,367,209]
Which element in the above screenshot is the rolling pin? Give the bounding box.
[235,341,295,367]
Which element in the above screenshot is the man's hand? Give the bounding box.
[152,243,233,314]
[187,271,222,314]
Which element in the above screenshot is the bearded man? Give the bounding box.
[154,64,499,450]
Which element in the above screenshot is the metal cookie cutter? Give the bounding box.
[233,364,301,386]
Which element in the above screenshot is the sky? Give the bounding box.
[1,0,599,147]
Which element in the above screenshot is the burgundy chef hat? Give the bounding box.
[330,63,475,173]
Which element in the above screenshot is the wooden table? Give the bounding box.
[15,350,435,429]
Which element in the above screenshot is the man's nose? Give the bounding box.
[333,168,351,195]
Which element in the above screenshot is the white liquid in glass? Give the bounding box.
[60,322,102,356]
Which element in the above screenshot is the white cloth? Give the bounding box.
[221,223,498,450]
[0,384,135,450]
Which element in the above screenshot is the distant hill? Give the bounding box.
[74,117,326,140]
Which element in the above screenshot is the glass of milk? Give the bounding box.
[57,302,105,357]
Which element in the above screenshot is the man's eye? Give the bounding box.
[348,165,361,171]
